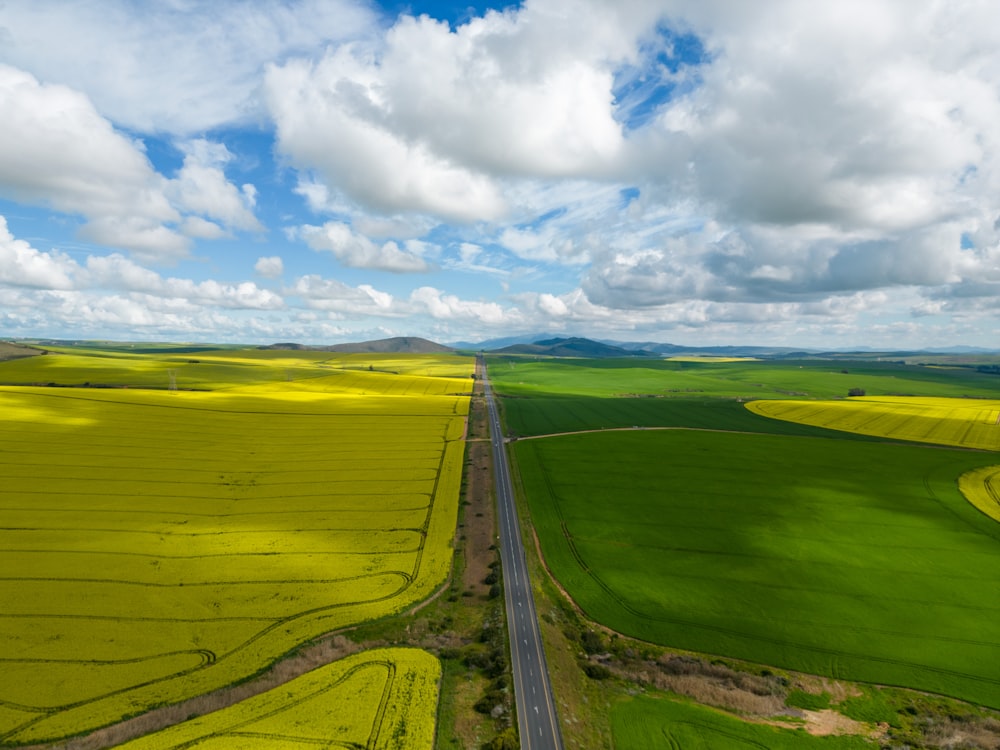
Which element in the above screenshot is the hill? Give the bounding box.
[327,336,453,353]
[493,337,654,358]
[262,337,453,354]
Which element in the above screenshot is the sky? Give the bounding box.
[1,0,999,349]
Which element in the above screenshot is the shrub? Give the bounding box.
[583,663,612,680]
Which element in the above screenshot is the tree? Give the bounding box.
[848,387,866,397]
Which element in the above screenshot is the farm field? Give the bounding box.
[747,396,1000,451]
[612,694,873,749]
[117,648,440,750]
[0,347,472,744]
[488,356,1000,401]
[488,357,1000,438]
[492,356,1000,718]
[514,428,1000,709]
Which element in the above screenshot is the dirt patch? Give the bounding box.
[461,366,496,596]
[0,342,43,361]
[799,709,870,737]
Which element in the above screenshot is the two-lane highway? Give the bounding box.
[480,356,563,750]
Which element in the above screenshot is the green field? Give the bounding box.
[515,429,1000,708]
[493,356,1000,715]
[612,695,873,749]
[489,357,1000,438]
[0,348,472,744]
[489,356,1000,400]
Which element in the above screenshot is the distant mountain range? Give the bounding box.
[261,336,453,354]
[490,337,655,358]
[258,334,999,359]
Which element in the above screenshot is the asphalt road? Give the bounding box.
[481,357,563,750]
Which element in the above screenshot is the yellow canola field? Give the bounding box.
[116,648,440,750]
[746,395,1000,451]
[0,351,471,744]
[959,466,1000,523]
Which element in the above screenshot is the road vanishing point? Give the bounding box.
[480,355,564,750]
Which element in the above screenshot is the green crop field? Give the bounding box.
[117,648,440,750]
[515,429,1000,708]
[489,356,1000,400]
[0,347,472,744]
[612,695,873,749]
[488,357,1000,438]
[493,355,1000,719]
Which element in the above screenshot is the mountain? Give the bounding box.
[261,337,453,354]
[327,337,453,353]
[449,332,570,350]
[492,337,655,358]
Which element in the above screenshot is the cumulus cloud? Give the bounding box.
[292,273,401,316]
[0,65,186,258]
[82,254,283,309]
[298,222,432,272]
[0,216,78,290]
[264,1,667,223]
[166,140,263,233]
[610,0,1000,308]
[0,218,282,312]
[255,256,285,279]
[409,286,510,325]
[0,0,376,134]
[267,54,508,223]
[0,67,263,261]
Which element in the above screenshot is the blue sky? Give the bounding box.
[1,0,998,348]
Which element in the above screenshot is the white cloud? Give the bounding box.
[180,217,227,240]
[298,221,432,273]
[0,67,263,261]
[83,254,284,310]
[0,219,282,313]
[409,286,511,325]
[0,64,187,259]
[264,1,666,223]
[166,140,263,233]
[255,256,285,279]
[611,0,1000,307]
[0,216,78,289]
[292,273,403,316]
[267,53,508,223]
[0,0,376,134]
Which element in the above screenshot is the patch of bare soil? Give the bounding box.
[0,342,43,361]
[461,369,496,596]
[799,709,870,737]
